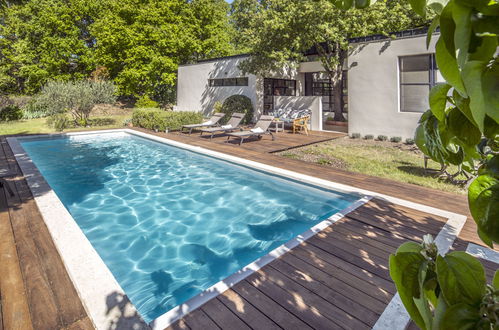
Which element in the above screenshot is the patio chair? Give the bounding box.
[200,112,245,140]
[226,115,275,145]
[292,116,310,135]
[181,113,225,135]
[271,108,311,135]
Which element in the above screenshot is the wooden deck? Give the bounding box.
[0,128,494,330]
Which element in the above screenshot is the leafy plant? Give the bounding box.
[220,95,254,124]
[326,116,335,121]
[390,235,498,330]
[377,135,388,141]
[406,138,415,145]
[46,114,70,132]
[336,0,499,328]
[132,108,203,131]
[390,136,402,143]
[36,80,116,126]
[214,101,223,113]
[0,105,23,121]
[364,134,374,140]
[351,133,361,139]
[135,95,159,108]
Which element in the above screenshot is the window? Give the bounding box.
[263,78,296,113]
[208,77,248,87]
[399,54,437,113]
[304,72,348,113]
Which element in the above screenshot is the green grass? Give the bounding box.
[0,114,131,135]
[278,138,467,195]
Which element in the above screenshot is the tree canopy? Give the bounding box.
[232,0,426,120]
[0,0,235,101]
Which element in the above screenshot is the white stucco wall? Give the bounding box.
[176,55,258,116]
[274,96,322,130]
[347,35,439,139]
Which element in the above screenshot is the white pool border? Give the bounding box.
[7,129,468,330]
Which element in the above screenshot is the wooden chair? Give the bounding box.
[292,116,310,135]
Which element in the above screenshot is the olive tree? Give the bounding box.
[36,80,116,126]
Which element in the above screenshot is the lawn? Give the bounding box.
[0,113,132,135]
[277,137,467,195]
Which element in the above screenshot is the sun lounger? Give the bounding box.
[200,112,245,139]
[226,115,275,145]
[182,113,225,135]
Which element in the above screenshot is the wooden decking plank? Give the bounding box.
[231,281,312,330]
[247,267,367,329]
[339,219,415,248]
[13,179,88,327]
[5,181,62,329]
[268,257,381,324]
[281,250,390,307]
[293,243,396,293]
[0,188,33,330]
[183,308,220,330]
[62,317,95,330]
[217,290,281,330]
[200,298,251,330]
[166,319,190,330]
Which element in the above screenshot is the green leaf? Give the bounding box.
[462,61,487,131]
[414,261,434,330]
[440,303,483,330]
[432,294,448,329]
[468,172,499,245]
[494,270,499,289]
[472,15,499,37]
[427,0,448,15]
[429,83,452,121]
[484,115,499,139]
[446,107,481,147]
[452,2,473,69]
[436,251,487,306]
[389,249,427,329]
[481,63,499,124]
[436,37,467,97]
[409,0,428,17]
[415,123,430,155]
[468,36,498,62]
[427,16,440,48]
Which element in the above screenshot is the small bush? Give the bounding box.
[132,108,203,131]
[326,116,334,121]
[213,101,223,113]
[405,138,415,145]
[22,99,50,119]
[87,117,116,126]
[0,105,23,121]
[135,95,159,108]
[364,134,374,140]
[220,95,254,124]
[46,114,70,131]
[351,133,361,139]
[377,135,388,141]
[36,80,116,126]
[390,136,402,143]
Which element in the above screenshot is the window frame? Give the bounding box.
[398,54,437,113]
[208,77,248,87]
[263,78,297,113]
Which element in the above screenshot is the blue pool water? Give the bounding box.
[21,132,358,322]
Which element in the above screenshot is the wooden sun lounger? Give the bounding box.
[200,112,245,139]
[182,113,225,135]
[226,115,275,145]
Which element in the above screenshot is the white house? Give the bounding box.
[176,28,442,140]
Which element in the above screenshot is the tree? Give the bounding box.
[234,0,424,121]
[0,0,96,94]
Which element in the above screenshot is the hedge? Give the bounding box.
[220,95,254,124]
[132,108,203,131]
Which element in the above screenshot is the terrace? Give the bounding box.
[0,129,495,330]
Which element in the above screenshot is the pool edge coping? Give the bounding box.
[7,129,468,330]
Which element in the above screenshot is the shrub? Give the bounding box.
[22,99,50,119]
[46,114,70,132]
[326,116,334,121]
[363,134,374,140]
[377,135,388,141]
[405,138,415,145]
[220,95,254,124]
[132,109,203,131]
[87,117,116,126]
[0,105,23,121]
[213,101,223,113]
[351,133,361,139]
[36,80,116,126]
[135,95,159,108]
[390,136,402,143]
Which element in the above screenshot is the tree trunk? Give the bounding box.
[331,72,344,122]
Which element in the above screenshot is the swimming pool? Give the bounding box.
[19,131,361,324]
